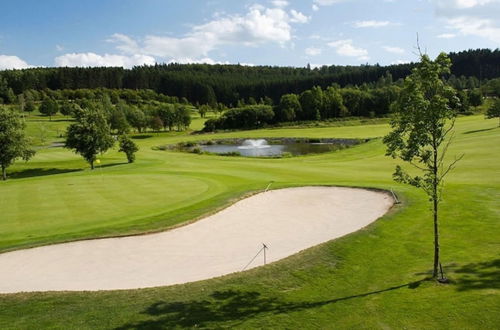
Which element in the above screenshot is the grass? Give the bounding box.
[0,114,498,329]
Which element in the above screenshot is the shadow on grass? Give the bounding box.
[98,162,129,169]
[463,127,497,134]
[9,168,82,179]
[414,259,499,291]
[449,259,500,291]
[115,280,425,329]
[132,135,154,140]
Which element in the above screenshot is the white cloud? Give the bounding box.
[453,0,495,8]
[0,55,32,70]
[305,47,322,56]
[433,0,500,43]
[107,33,140,54]
[290,10,310,23]
[271,0,289,7]
[108,4,308,62]
[55,45,64,51]
[436,33,456,38]
[445,16,500,43]
[383,46,405,54]
[312,0,346,10]
[313,0,345,6]
[353,20,393,28]
[167,57,230,65]
[54,53,156,68]
[391,59,411,65]
[328,39,369,60]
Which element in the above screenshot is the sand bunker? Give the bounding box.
[0,186,393,293]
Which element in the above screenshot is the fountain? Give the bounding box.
[238,139,271,149]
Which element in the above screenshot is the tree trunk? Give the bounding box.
[432,149,440,279]
[90,161,94,170]
[433,194,439,278]
[1,165,6,181]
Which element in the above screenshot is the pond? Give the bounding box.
[197,138,361,157]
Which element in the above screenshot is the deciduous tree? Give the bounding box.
[383,52,463,280]
[0,107,35,180]
[65,106,114,170]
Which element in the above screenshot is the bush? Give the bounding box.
[203,105,274,131]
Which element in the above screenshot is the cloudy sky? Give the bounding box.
[0,0,498,69]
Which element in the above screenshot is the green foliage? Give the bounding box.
[65,106,115,169]
[198,104,210,118]
[277,94,300,121]
[467,89,483,107]
[0,107,35,180]
[204,105,274,131]
[118,135,139,163]
[174,105,191,131]
[486,98,500,126]
[158,104,176,131]
[384,52,461,278]
[39,98,59,119]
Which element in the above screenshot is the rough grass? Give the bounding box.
[0,114,498,329]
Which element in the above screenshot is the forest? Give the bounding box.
[0,48,499,107]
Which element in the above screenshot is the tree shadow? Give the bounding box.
[463,127,497,134]
[414,259,499,291]
[115,280,425,329]
[8,168,82,179]
[132,135,154,140]
[98,162,129,169]
[448,259,500,291]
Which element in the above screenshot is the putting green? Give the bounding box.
[0,173,212,250]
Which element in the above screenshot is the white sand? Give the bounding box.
[0,186,393,293]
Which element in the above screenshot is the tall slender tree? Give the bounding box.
[383,52,463,280]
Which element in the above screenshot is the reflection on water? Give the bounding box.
[200,142,342,157]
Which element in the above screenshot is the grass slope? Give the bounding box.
[0,114,498,329]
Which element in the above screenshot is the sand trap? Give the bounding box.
[0,187,393,293]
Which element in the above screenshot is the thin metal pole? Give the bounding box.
[263,243,267,265]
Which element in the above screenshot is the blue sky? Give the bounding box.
[0,0,499,69]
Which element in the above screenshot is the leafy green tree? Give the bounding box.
[65,106,115,170]
[322,86,346,118]
[108,107,130,134]
[467,89,483,107]
[198,104,210,118]
[383,53,462,280]
[24,91,36,114]
[486,98,500,127]
[59,100,79,117]
[118,135,139,163]
[0,107,36,180]
[174,105,191,131]
[39,98,59,120]
[126,107,147,133]
[158,104,175,131]
[149,115,164,132]
[277,94,300,122]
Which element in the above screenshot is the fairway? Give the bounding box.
[0,115,499,329]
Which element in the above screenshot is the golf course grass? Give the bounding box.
[0,113,498,329]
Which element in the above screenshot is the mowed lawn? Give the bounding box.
[0,114,498,329]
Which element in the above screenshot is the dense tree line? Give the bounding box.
[1,49,498,106]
